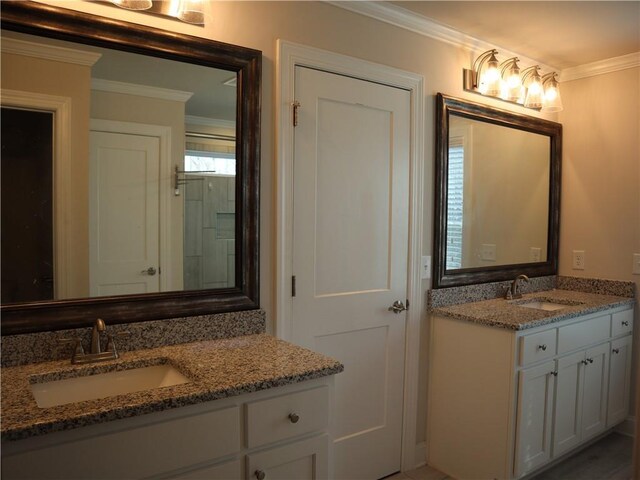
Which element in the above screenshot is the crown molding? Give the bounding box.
[327,1,559,72]
[327,1,638,80]
[92,78,193,103]
[185,115,235,129]
[1,36,102,66]
[559,52,640,82]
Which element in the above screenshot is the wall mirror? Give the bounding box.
[433,93,561,288]
[1,2,261,334]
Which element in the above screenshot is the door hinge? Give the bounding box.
[292,275,297,297]
[292,101,300,127]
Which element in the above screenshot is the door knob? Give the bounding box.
[141,267,157,276]
[388,300,407,314]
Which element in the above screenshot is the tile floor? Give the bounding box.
[386,433,633,480]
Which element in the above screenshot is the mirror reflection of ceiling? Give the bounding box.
[392,1,640,69]
[4,30,237,121]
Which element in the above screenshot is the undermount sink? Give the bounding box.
[517,300,569,311]
[514,297,584,312]
[30,363,191,408]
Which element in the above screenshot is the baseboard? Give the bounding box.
[414,441,427,469]
[614,416,636,437]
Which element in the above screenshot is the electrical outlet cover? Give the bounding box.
[572,250,586,270]
[481,244,497,261]
[633,253,640,275]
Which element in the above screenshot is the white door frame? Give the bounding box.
[275,40,425,471]
[90,119,173,291]
[2,89,72,300]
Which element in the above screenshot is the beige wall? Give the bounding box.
[558,66,640,413]
[1,51,91,298]
[91,89,187,290]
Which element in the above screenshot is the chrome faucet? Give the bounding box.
[505,274,529,300]
[60,319,128,364]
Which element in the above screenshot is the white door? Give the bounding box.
[291,66,410,480]
[581,343,609,440]
[90,131,160,296]
[607,335,633,427]
[515,360,556,477]
[553,351,584,456]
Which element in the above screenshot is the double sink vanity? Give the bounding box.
[427,282,635,479]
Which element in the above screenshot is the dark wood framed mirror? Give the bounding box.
[433,93,561,288]
[1,1,261,334]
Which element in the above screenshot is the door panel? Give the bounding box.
[90,131,160,296]
[291,66,410,480]
[607,336,633,426]
[553,351,584,456]
[581,343,609,440]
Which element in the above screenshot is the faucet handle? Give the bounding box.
[59,337,84,353]
[105,331,130,354]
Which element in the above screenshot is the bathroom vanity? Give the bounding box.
[427,289,634,479]
[1,334,343,480]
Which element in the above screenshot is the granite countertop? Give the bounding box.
[1,334,344,442]
[432,289,634,331]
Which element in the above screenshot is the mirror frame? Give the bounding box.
[1,1,261,334]
[433,93,562,288]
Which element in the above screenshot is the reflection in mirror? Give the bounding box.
[1,30,237,304]
[434,93,561,288]
[0,1,260,334]
[447,115,550,269]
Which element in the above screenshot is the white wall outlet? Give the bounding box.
[633,253,640,275]
[421,255,431,279]
[481,244,496,261]
[529,247,541,262]
[572,250,586,270]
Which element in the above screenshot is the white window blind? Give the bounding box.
[446,138,464,269]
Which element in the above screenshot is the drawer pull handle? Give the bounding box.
[288,413,300,423]
[622,321,630,327]
[550,371,558,377]
[538,344,547,351]
[255,470,266,480]
[612,348,620,354]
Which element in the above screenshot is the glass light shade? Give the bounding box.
[542,78,563,112]
[178,0,205,24]
[481,54,501,97]
[502,65,521,102]
[110,0,152,10]
[524,72,543,109]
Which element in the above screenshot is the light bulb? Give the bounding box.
[542,75,563,112]
[482,53,501,97]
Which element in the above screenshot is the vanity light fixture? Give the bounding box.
[463,49,563,112]
[107,0,205,25]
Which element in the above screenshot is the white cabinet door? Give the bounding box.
[553,351,584,457]
[607,335,633,427]
[246,435,328,480]
[581,343,610,441]
[515,360,556,478]
[169,459,241,480]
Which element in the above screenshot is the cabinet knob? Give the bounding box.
[288,413,300,424]
[612,348,620,354]
[588,358,594,364]
[538,344,547,351]
[255,470,266,480]
[550,371,558,377]
[622,321,629,327]
[582,359,589,365]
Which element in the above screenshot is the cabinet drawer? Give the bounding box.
[611,310,633,337]
[520,329,557,366]
[245,386,328,448]
[246,434,328,480]
[169,459,241,480]
[558,315,610,354]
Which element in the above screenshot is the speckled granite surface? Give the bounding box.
[1,310,266,367]
[428,276,556,308]
[557,276,636,297]
[432,289,634,331]
[1,333,344,441]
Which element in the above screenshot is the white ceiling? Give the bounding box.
[392,1,640,69]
